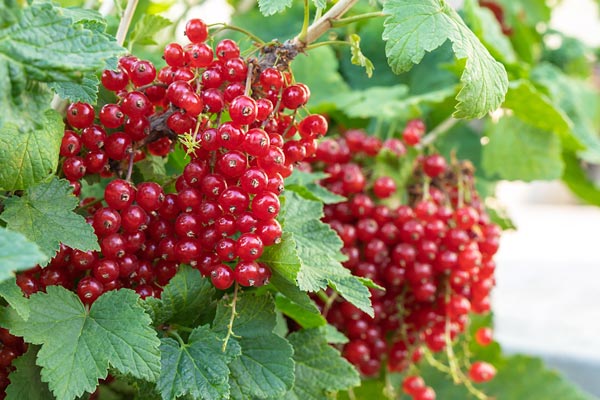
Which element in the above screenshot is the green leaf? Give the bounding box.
[157,325,241,400]
[258,0,293,16]
[0,278,30,320]
[127,14,172,47]
[213,293,295,399]
[5,346,53,400]
[531,63,600,163]
[562,151,600,207]
[0,109,63,191]
[482,116,564,181]
[0,3,123,93]
[1,287,161,400]
[312,0,326,9]
[285,170,345,204]
[349,34,374,78]
[320,324,348,344]
[382,0,508,118]
[143,265,216,327]
[330,85,409,119]
[134,155,169,184]
[0,227,47,281]
[271,273,327,329]
[503,80,573,140]
[49,74,100,104]
[0,178,100,260]
[284,329,360,400]
[282,192,373,316]
[261,232,302,283]
[463,0,516,64]
[291,46,351,110]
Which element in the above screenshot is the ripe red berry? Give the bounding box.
[77,277,104,305]
[185,18,208,43]
[67,102,95,129]
[469,361,496,383]
[423,154,447,177]
[211,264,234,290]
[475,327,493,346]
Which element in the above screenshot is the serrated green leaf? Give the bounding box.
[135,155,169,184]
[258,0,293,16]
[503,80,573,140]
[261,232,302,283]
[284,329,360,400]
[349,34,374,78]
[0,109,63,191]
[320,324,348,344]
[1,287,161,400]
[59,7,107,32]
[0,278,30,320]
[5,346,53,400]
[272,274,326,329]
[463,0,516,64]
[282,192,373,316]
[143,265,216,326]
[482,116,564,181]
[213,294,295,399]
[531,63,600,162]
[127,14,171,48]
[0,227,47,281]
[382,0,508,118]
[49,74,100,104]
[0,178,99,260]
[157,325,241,400]
[285,170,345,204]
[0,3,123,93]
[330,85,409,119]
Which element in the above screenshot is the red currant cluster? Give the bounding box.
[309,126,499,398]
[17,18,328,303]
[0,329,26,399]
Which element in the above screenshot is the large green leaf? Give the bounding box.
[284,329,360,400]
[143,265,216,327]
[0,278,30,320]
[0,109,63,191]
[482,116,564,181]
[276,192,373,316]
[0,227,46,281]
[127,14,171,48]
[382,0,508,118]
[5,346,53,400]
[0,178,100,260]
[562,151,600,207]
[258,0,293,16]
[213,294,295,399]
[157,325,241,400]
[0,287,161,400]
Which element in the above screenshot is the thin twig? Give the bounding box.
[418,117,459,149]
[115,0,139,47]
[292,0,360,47]
[222,283,240,352]
[125,150,135,182]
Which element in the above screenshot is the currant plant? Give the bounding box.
[0,0,597,399]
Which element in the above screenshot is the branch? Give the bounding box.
[115,0,139,46]
[292,0,360,47]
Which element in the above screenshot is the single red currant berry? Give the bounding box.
[130,60,156,86]
[252,191,280,220]
[60,130,82,157]
[219,186,249,215]
[67,102,95,129]
[229,95,257,125]
[185,18,209,43]
[215,39,240,60]
[99,104,125,128]
[469,361,496,383]
[244,128,271,157]
[77,277,104,305]
[216,238,237,261]
[217,151,248,178]
[298,114,328,139]
[186,42,213,68]
[236,233,264,261]
[121,91,152,118]
[104,132,132,160]
[240,168,268,194]
[62,156,86,181]
[163,43,186,67]
[92,207,121,237]
[260,67,284,89]
[475,327,493,346]
[211,264,234,290]
[148,137,173,157]
[104,179,135,210]
[256,219,282,245]
[100,233,126,259]
[282,84,309,109]
[93,259,120,283]
[373,176,396,199]
[234,261,260,286]
[423,154,447,177]
[101,67,129,91]
[342,340,371,366]
[136,181,165,212]
[414,386,436,400]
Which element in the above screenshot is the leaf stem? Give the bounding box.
[293,0,360,47]
[418,117,459,149]
[115,0,139,47]
[168,330,186,347]
[331,11,385,28]
[222,283,240,352]
[298,0,311,44]
[244,62,254,96]
[305,40,351,50]
[125,150,135,182]
[208,23,265,45]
